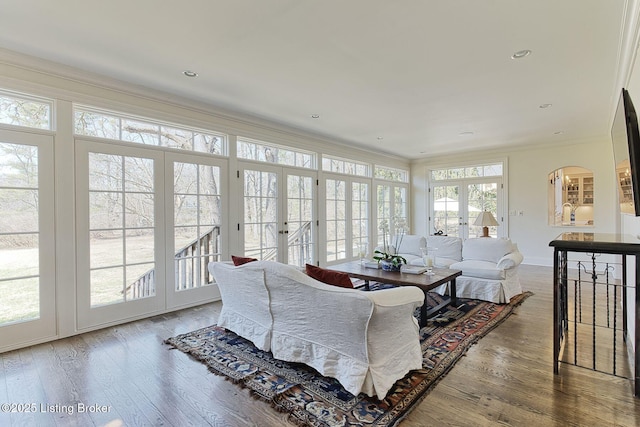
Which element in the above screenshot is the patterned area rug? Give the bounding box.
[165,290,531,427]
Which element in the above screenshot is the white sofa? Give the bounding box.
[394,234,523,304]
[208,260,425,399]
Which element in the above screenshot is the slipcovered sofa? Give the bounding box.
[393,234,523,303]
[208,260,425,399]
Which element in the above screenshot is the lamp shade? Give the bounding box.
[474,211,499,227]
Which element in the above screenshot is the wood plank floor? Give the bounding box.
[1,265,639,426]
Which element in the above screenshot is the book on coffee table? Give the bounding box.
[400,265,428,275]
[364,261,381,269]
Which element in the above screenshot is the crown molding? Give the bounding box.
[0,47,408,166]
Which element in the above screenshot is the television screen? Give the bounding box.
[612,88,640,216]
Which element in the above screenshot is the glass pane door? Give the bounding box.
[0,130,55,351]
[431,181,502,238]
[242,166,279,261]
[286,173,315,267]
[76,141,165,328]
[241,164,316,266]
[167,153,226,308]
[468,182,499,237]
[432,185,462,236]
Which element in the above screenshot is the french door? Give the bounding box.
[77,142,228,328]
[76,141,166,329]
[431,179,501,238]
[165,152,226,309]
[239,163,316,267]
[0,129,55,351]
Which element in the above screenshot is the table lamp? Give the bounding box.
[474,211,499,237]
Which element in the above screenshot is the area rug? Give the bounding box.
[165,291,531,427]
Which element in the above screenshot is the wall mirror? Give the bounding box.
[548,166,594,226]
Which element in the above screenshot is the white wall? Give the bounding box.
[411,138,617,266]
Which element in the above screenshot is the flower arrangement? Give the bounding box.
[373,219,407,270]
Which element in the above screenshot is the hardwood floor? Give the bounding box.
[1,265,638,426]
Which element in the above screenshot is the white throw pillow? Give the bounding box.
[462,238,513,264]
[427,235,463,261]
[396,235,426,257]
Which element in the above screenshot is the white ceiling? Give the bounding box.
[0,0,637,159]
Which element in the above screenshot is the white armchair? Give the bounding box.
[435,237,524,303]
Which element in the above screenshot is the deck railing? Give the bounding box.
[260,221,312,266]
[125,226,221,299]
[174,226,221,291]
[126,221,310,299]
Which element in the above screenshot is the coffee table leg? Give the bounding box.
[450,278,457,306]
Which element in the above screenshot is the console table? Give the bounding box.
[549,232,639,396]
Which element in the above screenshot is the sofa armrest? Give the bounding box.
[364,286,424,397]
[365,286,424,307]
[497,251,523,270]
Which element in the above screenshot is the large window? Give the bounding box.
[324,177,370,263]
[375,165,408,182]
[74,106,226,155]
[0,141,44,323]
[0,86,415,350]
[0,91,52,130]
[431,163,502,180]
[0,91,56,351]
[172,160,223,292]
[430,162,504,238]
[88,152,156,306]
[352,182,369,253]
[326,179,347,262]
[376,184,407,245]
[238,137,315,168]
[322,155,370,176]
[0,128,55,350]
[74,106,230,327]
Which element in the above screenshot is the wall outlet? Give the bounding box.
[518,210,524,216]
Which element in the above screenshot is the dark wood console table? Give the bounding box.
[549,232,639,396]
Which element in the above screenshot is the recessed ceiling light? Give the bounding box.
[459,131,474,136]
[377,136,384,140]
[554,131,564,135]
[539,103,553,109]
[511,49,532,59]
[311,114,320,119]
[183,70,198,77]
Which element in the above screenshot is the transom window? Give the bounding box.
[322,155,370,177]
[74,106,226,155]
[431,163,503,181]
[0,91,53,130]
[237,137,315,168]
[374,165,408,182]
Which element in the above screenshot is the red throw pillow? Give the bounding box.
[305,264,353,288]
[232,255,258,266]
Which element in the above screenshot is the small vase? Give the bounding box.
[380,260,400,272]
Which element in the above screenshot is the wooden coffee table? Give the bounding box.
[327,261,462,327]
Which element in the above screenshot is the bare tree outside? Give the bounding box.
[75,108,226,305]
[0,94,52,324]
